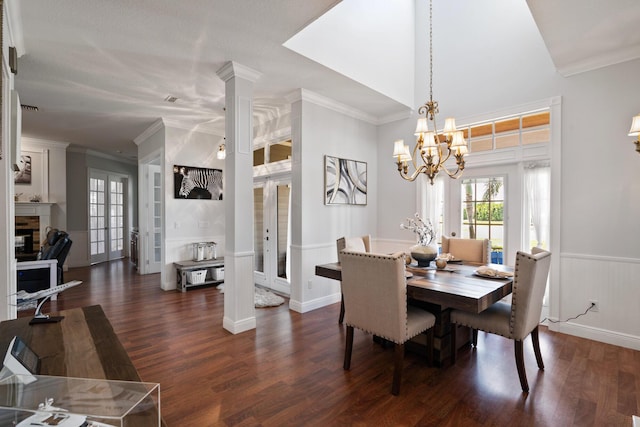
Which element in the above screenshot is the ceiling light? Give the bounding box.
[217,144,226,160]
[393,0,467,185]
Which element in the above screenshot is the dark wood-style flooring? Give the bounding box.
[29,259,639,426]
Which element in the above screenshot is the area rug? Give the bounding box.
[217,284,285,308]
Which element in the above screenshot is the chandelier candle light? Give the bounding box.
[393,0,468,185]
[629,113,640,153]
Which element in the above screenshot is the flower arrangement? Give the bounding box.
[400,213,436,246]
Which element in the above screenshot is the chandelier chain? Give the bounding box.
[429,0,433,102]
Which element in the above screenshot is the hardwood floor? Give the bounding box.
[30,259,639,426]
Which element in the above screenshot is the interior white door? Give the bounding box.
[89,171,127,264]
[89,171,108,265]
[253,177,291,295]
[145,165,162,274]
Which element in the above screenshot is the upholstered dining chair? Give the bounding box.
[339,250,435,395]
[441,236,491,264]
[336,235,371,324]
[449,249,552,392]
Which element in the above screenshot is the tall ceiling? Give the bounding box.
[11,0,640,161]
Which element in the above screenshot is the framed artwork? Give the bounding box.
[324,155,367,205]
[14,155,32,184]
[173,165,223,200]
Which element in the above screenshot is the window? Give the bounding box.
[461,111,550,153]
[460,177,505,264]
[254,139,292,166]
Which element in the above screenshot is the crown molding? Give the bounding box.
[286,88,378,125]
[66,146,137,165]
[216,61,262,83]
[378,109,413,125]
[21,137,69,150]
[133,119,165,145]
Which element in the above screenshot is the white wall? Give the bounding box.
[162,126,225,290]
[289,91,378,313]
[376,0,640,349]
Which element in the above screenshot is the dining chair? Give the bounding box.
[441,236,491,264]
[449,249,552,392]
[336,235,371,324]
[339,250,435,395]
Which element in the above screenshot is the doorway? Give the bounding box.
[253,177,291,295]
[89,170,127,264]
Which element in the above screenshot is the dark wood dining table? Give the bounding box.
[315,261,514,365]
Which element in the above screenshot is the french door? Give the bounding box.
[89,170,127,264]
[444,164,520,266]
[253,177,291,295]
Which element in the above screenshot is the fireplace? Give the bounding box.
[15,202,54,257]
[15,217,39,253]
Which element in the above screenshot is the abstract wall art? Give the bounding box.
[324,155,367,205]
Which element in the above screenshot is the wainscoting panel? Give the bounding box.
[553,253,640,350]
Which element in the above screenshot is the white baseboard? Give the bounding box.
[223,316,256,334]
[289,292,341,314]
[548,321,640,351]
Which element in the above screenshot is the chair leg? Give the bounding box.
[451,324,457,364]
[472,328,478,347]
[338,294,345,324]
[392,343,405,396]
[514,340,529,392]
[531,326,545,370]
[344,326,354,370]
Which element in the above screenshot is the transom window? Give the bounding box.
[461,111,550,153]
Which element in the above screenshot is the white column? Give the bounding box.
[216,61,261,334]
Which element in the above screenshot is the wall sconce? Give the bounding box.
[217,144,226,160]
[629,114,640,154]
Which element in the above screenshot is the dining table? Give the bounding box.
[315,260,514,365]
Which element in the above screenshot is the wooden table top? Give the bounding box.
[0,305,140,380]
[0,305,165,426]
[315,261,513,314]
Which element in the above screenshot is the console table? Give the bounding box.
[174,257,224,292]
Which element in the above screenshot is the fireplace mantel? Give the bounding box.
[15,202,55,246]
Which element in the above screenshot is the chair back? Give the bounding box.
[510,250,552,339]
[336,235,371,259]
[339,251,407,343]
[441,236,490,264]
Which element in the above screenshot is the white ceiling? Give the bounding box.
[11,0,640,161]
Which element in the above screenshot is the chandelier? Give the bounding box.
[393,0,468,185]
[629,113,640,153]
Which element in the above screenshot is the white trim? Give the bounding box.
[20,137,69,150]
[216,61,262,83]
[378,109,413,124]
[288,292,341,314]
[286,88,378,125]
[560,252,640,264]
[222,316,257,335]
[133,119,164,145]
[456,96,561,126]
[548,322,640,351]
[226,250,255,258]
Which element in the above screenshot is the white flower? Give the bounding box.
[400,213,435,246]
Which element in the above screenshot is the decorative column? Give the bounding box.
[216,61,261,334]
